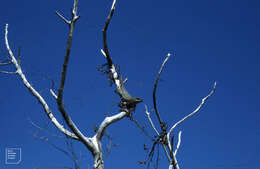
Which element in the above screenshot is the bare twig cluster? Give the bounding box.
[144,53,216,169]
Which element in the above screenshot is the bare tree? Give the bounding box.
[0,0,216,169]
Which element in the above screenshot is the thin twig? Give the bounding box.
[33,134,75,163]
[162,144,171,162]
[100,49,107,58]
[145,105,160,136]
[174,131,182,156]
[50,89,58,99]
[168,82,217,137]
[155,144,160,169]
[129,114,153,140]
[28,118,65,138]
[0,61,11,65]
[64,135,81,169]
[18,46,21,66]
[0,70,17,74]
[56,11,71,24]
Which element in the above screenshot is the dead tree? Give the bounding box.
[0,0,142,169]
[143,53,216,169]
[1,0,216,169]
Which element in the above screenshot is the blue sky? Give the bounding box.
[0,0,260,169]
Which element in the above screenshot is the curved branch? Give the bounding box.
[101,0,142,108]
[96,109,129,140]
[95,0,143,148]
[167,82,217,137]
[4,24,77,140]
[102,0,117,67]
[100,0,121,91]
[153,53,172,127]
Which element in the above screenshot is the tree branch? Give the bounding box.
[0,70,17,74]
[55,0,94,153]
[102,0,117,67]
[3,24,77,140]
[56,11,71,24]
[153,53,172,128]
[101,0,142,111]
[167,82,217,138]
[18,46,21,66]
[174,131,182,156]
[145,105,160,136]
[0,60,12,65]
[100,0,123,93]
[96,109,129,140]
[162,144,171,162]
[50,89,58,99]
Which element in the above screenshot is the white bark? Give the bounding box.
[167,82,217,138]
[145,105,160,136]
[174,131,182,156]
[3,24,78,140]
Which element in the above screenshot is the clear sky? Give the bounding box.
[0,0,260,169]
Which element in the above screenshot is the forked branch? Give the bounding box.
[96,110,129,141]
[55,0,94,152]
[145,53,216,169]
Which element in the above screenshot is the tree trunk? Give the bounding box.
[94,152,104,169]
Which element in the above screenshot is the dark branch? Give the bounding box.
[18,46,21,66]
[56,0,94,153]
[153,53,172,130]
[100,0,142,109]
[102,0,117,67]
